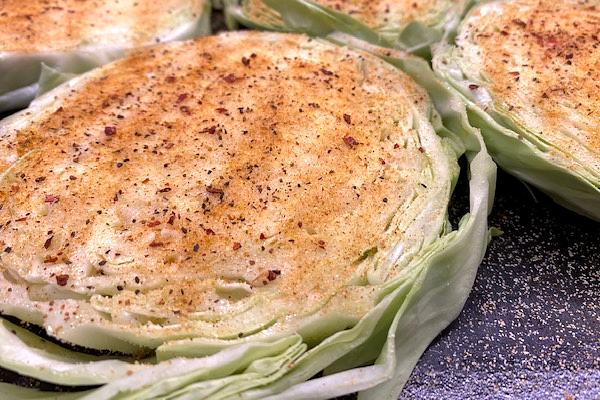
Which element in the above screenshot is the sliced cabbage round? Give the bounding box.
[0,32,495,399]
[223,0,472,57]
[0,0,211,112]
[433,0,600,220]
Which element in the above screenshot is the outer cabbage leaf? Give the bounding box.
[0,36,495,399]
[224,0,473,58]
[0,0,212,113]
[37,64,80,97]
[0,383,87,400]
[0,319,149,386]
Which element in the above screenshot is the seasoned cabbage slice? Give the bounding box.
[0,32,495,399]
[224,0,471,57]
[0,0,211,112]
[433,0,600,220]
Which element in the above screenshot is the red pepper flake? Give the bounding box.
[44,256,58,263]
[43,236,53,249]
[149,241,164,248]
[215,107,228,114]
[418,147,425,153]
[232,242,242,251]
[393,143,400,149]
[167,214,176,225]
[259,233,266,240]
[69,175,77,181]
[204,228,215,235]
[267,269,281,281]
[468,84,479,90]
[201,126,217,134]
[512,19,526,28]
[379,158,386,165]
[44,194,58,203]
[318,240,326,249]
[343,136,358,148]
[223,74,237,83]
[104,126,117,136]
[35,176,46,183]
[320,67,333,76]
[147,220,161,227]
[176,93,188,103]
[180,106,191,115]
[4,247,12,253]
[158,187,172,193]
[165,75,177,83]
[545,36,557,49]
[15,217,27,222]
[206,186,224,195]
[343,114,352,124]
[55,274,69,286]
[242,56,251,67]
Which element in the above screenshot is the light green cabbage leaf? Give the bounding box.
[0,319,149,386]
